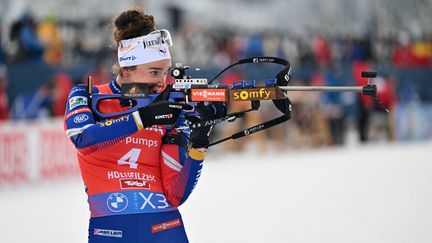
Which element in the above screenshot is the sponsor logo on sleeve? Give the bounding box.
[100,115,130,127]
[69,96,88,110]
[73,114,89,123]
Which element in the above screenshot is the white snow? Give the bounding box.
[1,141,432,243]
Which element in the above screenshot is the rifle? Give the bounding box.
[87,56,387,147]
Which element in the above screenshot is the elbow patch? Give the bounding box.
[188,148,206,161]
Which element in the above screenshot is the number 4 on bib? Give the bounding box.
[118,148,141,169]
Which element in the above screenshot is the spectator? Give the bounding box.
[9,11,44,62]
[313,34,332,67]
[244,34,264,57]
[349,37,371,62]
[352,60,373,142]
[392,31,415,67]
[410,38,432,66]
[37,14,64,66]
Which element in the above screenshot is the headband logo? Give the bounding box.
[119,44,133,52]
[159,48,168,56]
[143,39,161,49]
[119,55,137,62]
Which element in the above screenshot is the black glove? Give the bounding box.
[138,101,192,127]
[189,102,227,148]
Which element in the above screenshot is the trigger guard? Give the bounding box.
[183,103,200,117]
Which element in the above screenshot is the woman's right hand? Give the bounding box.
[188,102,227,148]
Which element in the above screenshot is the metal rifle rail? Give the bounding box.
[279,86,362,92]
[278,84,389,113]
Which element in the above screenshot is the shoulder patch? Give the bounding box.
[69,96,88,110]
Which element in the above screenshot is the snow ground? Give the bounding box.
[1,141,432,243]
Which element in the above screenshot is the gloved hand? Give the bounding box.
[138,101,192,128]
[189,102,227,148]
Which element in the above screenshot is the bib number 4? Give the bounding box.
[118,148,141,169]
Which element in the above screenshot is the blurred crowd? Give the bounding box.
[0,10,431,150]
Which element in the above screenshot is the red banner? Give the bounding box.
[0,131,28,183]
[0,119,79,185]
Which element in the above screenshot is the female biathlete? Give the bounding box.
[64,7,225,243]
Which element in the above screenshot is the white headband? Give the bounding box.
[118,29,173,67]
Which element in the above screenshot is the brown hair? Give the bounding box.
[112,7,156,77]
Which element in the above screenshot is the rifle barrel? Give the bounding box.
[278,86,363,92]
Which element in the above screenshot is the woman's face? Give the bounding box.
[124,59,171,94]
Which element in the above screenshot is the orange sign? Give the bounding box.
[190,88,228,102]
